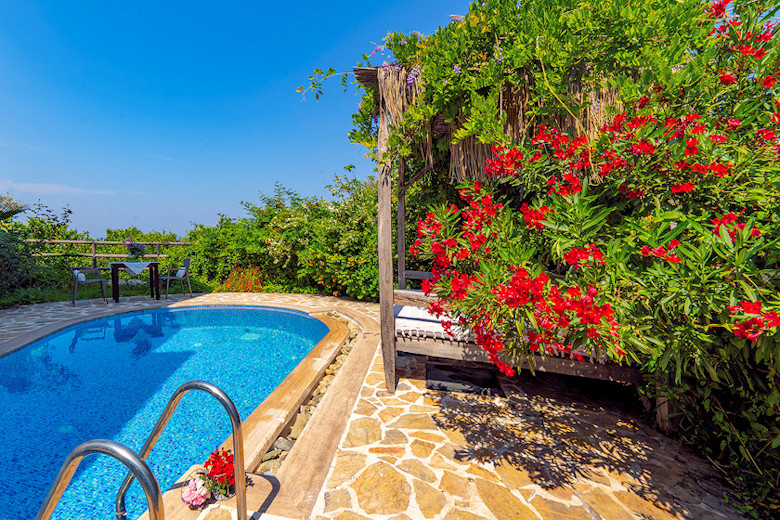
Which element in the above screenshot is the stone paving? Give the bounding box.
[309,352,746,520]
[0,292,379,350]
[0,294,746,519]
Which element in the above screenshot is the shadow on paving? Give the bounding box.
[426,367,743,520]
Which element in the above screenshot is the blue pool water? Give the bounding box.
[0,305,329,520]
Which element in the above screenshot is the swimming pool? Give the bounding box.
[0,305,330,520]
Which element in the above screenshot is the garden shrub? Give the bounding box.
[185,175,382,300]
[298,175,379,299]
[0,230,30,293]
[406,1,779,512]
[0,195,32,293]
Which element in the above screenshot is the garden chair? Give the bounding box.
[160,258,193,299]
[66,261,108,306]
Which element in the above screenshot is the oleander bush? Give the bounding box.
[374,0,780,512]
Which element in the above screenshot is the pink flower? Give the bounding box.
[181,478,210,507]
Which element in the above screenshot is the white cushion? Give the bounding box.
[176,269,186,278]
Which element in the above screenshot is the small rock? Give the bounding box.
[264,458,282,474]
[289,412,310,439]
[274,437,294,451]
[262,448,282,462]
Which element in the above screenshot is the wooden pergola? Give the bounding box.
[355,65,641,393]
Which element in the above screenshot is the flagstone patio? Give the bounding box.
[0,294,746,519]
[307,349,745,520]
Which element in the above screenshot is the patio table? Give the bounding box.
[109,261,160,303]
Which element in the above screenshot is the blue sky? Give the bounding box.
[0,1,469,237]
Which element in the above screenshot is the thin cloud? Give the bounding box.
[0,142,58,155]
[0,179,145,197]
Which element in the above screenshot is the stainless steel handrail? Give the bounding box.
[115,380,247,520]
[35,439,163,520]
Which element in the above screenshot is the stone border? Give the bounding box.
[215,311,351,471]
[257,313,360,474]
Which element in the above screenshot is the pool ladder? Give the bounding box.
[34,439,164,520]
[34,381,248,520]
[115,380,248,520]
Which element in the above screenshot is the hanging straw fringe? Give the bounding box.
[378,65,620,182]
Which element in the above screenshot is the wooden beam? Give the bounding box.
[377,68,397,393]
[397,337,491,362]
[397,158,406,290]
[394,289,438,307]
[399,164,432,195]
[404,270,432,280]
[396,336,643,384]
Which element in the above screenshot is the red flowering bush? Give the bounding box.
[224,265,263,292]
[414,1,779,510]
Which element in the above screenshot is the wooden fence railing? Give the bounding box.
[24,239,195,268]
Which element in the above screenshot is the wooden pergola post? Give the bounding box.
[397,159,406,291]
[377,83,397,393]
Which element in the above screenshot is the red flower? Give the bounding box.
[709,0,730,18]
[618,183,644,200]
[727,118,742,130]
[684,138,699,156]
[760,75,776,89]
[671,182,696,193]
[708,162,732,177]
[758,128,776,141]
[767,312,780,328]
[710,134,728,144]
[485,146,524,177]
[564,244,605,268]
[520,203,554,230]
[640,240,682,264]
[718,70,736,85]
[628,141,656,155]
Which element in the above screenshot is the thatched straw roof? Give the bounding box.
[355,66,619,183]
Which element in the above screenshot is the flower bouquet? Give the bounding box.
[203,448,236,500]
[181,449,236,509]
[181,448,236,508]
[122,238,146,260]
